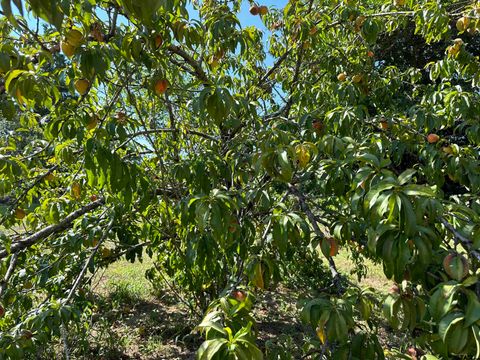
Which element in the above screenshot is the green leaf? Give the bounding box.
[429,284,459,322]
[472,325,480,359]
[398,169,417,185]
[196,338,228,360]
[28,0,64,29]
[402,184,436,197]
[399,194,416,237]
[4,69,26,91]
[438,312,464,343]
[276,150,292,182]
[383,294,401,329]
[465,290,480,327]
[365,181,396,210]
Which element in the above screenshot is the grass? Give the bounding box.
[93,255,154,299]
[86,255,197,359]
[335,249,393,293]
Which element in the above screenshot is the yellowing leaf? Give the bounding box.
[72,182,81,199]
[316,326,326,344]
[252,262,264,289]
[16,87,26,105]
[295,144,311,169]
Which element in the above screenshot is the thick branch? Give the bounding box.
[0,198,105,260]
[167,45,209,83]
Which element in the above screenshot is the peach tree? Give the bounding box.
[0,0,479,359]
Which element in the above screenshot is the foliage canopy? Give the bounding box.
[0,0,480,359]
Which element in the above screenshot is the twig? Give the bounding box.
[17,18,51,53]
[64,219,114,303]
[259,49,292,85]
[104,7,118,42]
[165,92,179,161]
[116,128,218,150]
[60,218,113,359]
[100,241,151,263]
[0,165,59,227]
[153,262,202,318]
[0,253,18,298]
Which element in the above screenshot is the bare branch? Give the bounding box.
[104,7,118,42]
[165,93,179,161]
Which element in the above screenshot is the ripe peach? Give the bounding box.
[259,5,268,16]
[231,289,247,302]
[427,133,440,144]
[389,284,400,294]
[154,79,169,95]
[155,35,163,48]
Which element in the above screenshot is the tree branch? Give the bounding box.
[165,93,180,161]
[17,18,53,53]
[289,185,343,292]
[441,217,480,262]
[104,7,118,42]
[259,49,292,85]
[64,219,114,303]
[167,45,209,84]
[0,198,106,260]
[0,165,59,227]
[0,253,18,298]
[116,128,219,150]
